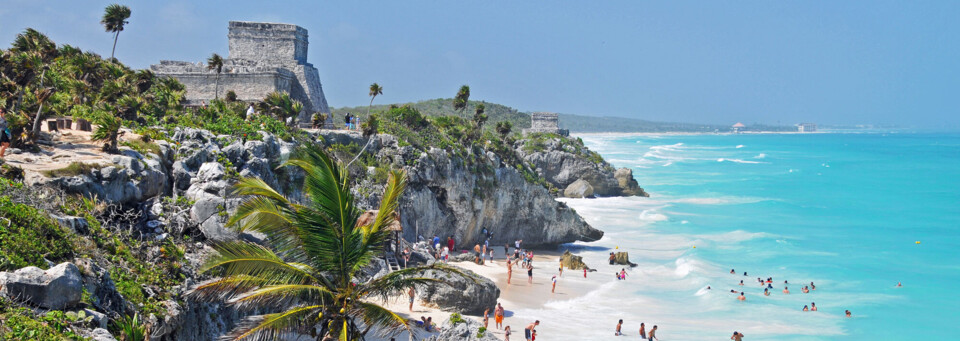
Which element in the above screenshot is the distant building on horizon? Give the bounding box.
[523,112,569,136]
[797,123,817,132]
[732,122,746,133]
[151,21,330,125]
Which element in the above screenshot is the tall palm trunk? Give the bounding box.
[30,68,47,140]
[366,96,375,116]
[214,73,220,100]
[110,31,119,60]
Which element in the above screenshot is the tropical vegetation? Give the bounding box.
[192,144,468,340]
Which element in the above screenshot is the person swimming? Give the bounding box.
[845,310,852,317]
[730,269,736,274]
[639,322,646,339]
[811,302,817,311]
[810,282,816,290]
[803,305,809,311]
[763,288,770,296]
[738,292,746,301]
[739,280,744,286]
[897,282,902,287]
[783,286,790,294]
[731,331,744,341]
[767,283,773,289]
[743,271,748,276]
[802,286,809,293]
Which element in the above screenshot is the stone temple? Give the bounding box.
[151,21,329,123]
[523,112,569,136]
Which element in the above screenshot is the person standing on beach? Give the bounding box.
[639,322,646,339]
[524,321,539,341]
[474,244,482,264]
[507,258,514,284]
[648,325,659,340]
[447,236,455,253]
[558,260,563,277]
[504,326,511,341]
[615,319,623,336]
[483,308,490,329]
[527,264,534,284]
[731,331,744,341]
[495,303,505,329]
[551,275,557,293]
[407,287,416,312]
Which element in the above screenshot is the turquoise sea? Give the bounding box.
[523,131,960,340]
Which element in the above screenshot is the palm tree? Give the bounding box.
[207,53,224,100]
[495,121,512,140]
[367,83,383,117]
[101,4,131,60]
[191,144,468,340]
[473,103,487,128]
[453,85,470,114]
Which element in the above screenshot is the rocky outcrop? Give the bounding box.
[418,267,499,316]
[333,131,603,248]
[519,136,648,197]
[563,179,594,198]
[28,149,171,205]
[0,262,83,309]
[560,250,589,270]
[611,252,637,267]
[424,316,500,341]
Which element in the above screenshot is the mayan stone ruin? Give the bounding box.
[151,21,329,123]
[523,112,569,136]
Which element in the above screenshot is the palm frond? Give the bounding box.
[201,241,318,285]
[353,302,412,338]
[359,263,476,301]
[222,305,322,341]
[229,284,334,311]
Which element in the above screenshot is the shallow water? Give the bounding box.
[519,131,960,340]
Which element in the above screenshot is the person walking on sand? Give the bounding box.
[524,321,539,341]
[731,331,744,341]
[648,325,659,340]
[407,287,416,311]
[0,107,10,158]
[504,325,512,341]
[495,303,505,329]
[615,319,623,336]
[639,322,646,339]
[527,264,534,284]
[551,275,557,293]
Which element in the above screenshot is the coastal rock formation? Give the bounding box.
[560,250,589,270]
[28,150,170,205]
[425,317,500,341]
[418,267,499,316]
[0,262,83,309]
[563,179,594,198]
[612,252,637,267]
[519,135,648,197]
[321,131,603,248]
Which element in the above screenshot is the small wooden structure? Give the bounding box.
[355,210,404,271]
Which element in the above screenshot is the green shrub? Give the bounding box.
[449,312,464,325]
[121,139,162,156]
[42,162,101,178]
[0,196,75,270]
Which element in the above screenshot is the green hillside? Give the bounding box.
[333,99,795,133]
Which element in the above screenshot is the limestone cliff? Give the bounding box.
[518,134,648,198]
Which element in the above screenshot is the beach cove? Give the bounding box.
[385,131,959,341]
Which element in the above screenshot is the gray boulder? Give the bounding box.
[0,262,83,309]
[424,317,500,341]
[418,267,498,316]
[79,328,117,341]
[563,179,594,198]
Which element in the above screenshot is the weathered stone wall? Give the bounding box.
[228,21,308,64]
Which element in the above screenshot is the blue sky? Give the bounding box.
[2,1,958,128]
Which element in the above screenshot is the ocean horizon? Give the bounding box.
[519,131,959,340]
